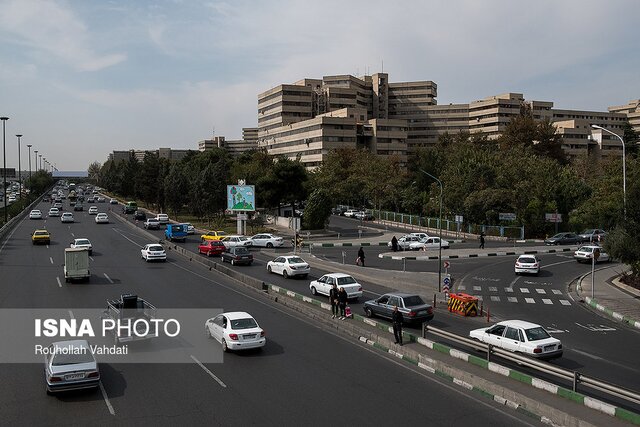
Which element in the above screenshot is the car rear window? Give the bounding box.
[148,245,164,251]
[234,247,249,254]
[76,239,90,245]
[524,327,551,341]
[288,257,305,264]
[337,276,356,285]
[402,296,425,307]
[230,318,258,330]
[51,351,95,366]
[519,257,536,263]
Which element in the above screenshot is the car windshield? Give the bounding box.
[230,318,258,330]
[148,245,164,252]
[524,327,551,341]
[519,257,536,263]
[287,257,305,264]
[76,239,90,245]
[337,276,356,285]
[402,296,425,307]
[51,350,95,366]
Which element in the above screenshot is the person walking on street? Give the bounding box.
[392,306,403,345]
[391,236,398,252]
[329,283,339,319]
[337,287,348,320]
[357,247,366,267]
[479,232,485,249]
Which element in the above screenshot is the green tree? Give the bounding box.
[87,162,101,183]
[164,163,189,218]
[302,189,332,229]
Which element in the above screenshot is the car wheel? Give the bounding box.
[89,250,92,256]
[207,251,212,257]
[222,339,228,353]
[205,327,211,338]
[283,270,289,279]
[266,242,273,248]
[311,286,317,295]
[365,307,373,318]
[267,266,272,273]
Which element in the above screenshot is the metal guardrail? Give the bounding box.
[424,325,640,407]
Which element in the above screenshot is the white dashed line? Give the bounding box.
[560,300,571,306]
[507,297,518,303]
[49,257,53,264]
[56,277,62,287]
[520,288,530,294]
[46,244,49,249]
[542,299,553,305]
[103,273,114,284]
[89,256,94,261]
[99,382,116,415]
[536,288,546,294]
[68,310,74,319]
[71,232,75,237]
[190,355,227,388]
[488,287,497,292]
[490,296,500,302]
[525,298,535,304]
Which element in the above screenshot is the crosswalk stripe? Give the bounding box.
[536,288,546,294]
[525,298,535,304]
[542,299,553,304]
[476,295,483,301]
[520,288,530,294]
[457,285,466,291]
[560,300,571,306]
[488,287,498,292]
[505,287,514,293]
[490,296,500,302]
[507,297,518,303]
[552,289,562,295]
[473,286,482,291]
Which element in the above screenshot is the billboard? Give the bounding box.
[227,185,255,211]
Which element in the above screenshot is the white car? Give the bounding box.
[221,235,252,249]
[514,255,540,275]
[409,236,450,250]
[29,209,42,219]
[155,213,169,224]
[343,209,358,218]
[44,340,100,394]
[48,207,61,217]
[267,255,310,279]
[387,235,421,250]
[309,273,363,300]
[109,198,118,204]
[469,320,563,359]
[88,206,98,215]
[95,213,109,224]
[61,212,75,223]
[574,245,610,263]
[410,232,429,240]
[141,243,167,262]
[184,223,195,234]
[70,238,93,255]
[249,233,284,248]
[205,311,265,352]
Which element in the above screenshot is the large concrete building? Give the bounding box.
[108,148,192,163]
[197,127,260,157]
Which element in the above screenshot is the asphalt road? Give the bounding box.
[0,199,540,426]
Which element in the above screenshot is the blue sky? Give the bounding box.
[1,0,639,170]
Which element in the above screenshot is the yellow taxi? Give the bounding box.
[32,229,51,245]
[200,230,228,242]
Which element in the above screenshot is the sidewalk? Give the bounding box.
[575,264,640,330]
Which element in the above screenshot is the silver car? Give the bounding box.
[44,340,100,394]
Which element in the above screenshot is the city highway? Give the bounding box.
[118,209,640,396]
[0,199,538,425]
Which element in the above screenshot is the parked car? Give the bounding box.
[409,236,450,250]
[363,293,434,324]
[544,232,581,245]
[266,255,310,279]
[29,209,42,219]
[201,230,228,241]
[70,238,93,255]
[469,320,563,359]
[578,229,607,243]
[221,235,252,249]
[48,207,60,217]
[95,213,109,224]
[309,273,363,300]
[134,210,147,220]
[514,255,540,275]
[574,245,610,263]
[88,206,98,215]
[44,340,100,394]
[198,240,226,257]
[204,312,265,352]
[144,218,160,229]
[141,243,166,262]
[155,213,169,224]
[221,247,254,266]
[32,229,50,245]
[61,212,75,223]
[248,233,284,248]
[343,209,358,218]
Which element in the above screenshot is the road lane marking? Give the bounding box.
[535,288,545,294]
[552,289,562,295]
[519,288,530,293]
[89,256,94,261]
[575,323,616,332]
[504,287,513,293]
[490,296,500,302]
[68,310,74,319]
[559,300,571,306]
[99,382,116,415]
[544,259,576,268]
[473,286,481,291]
[488,286,497,292]
[525,298,535,303]
[190,355,227,388]
[71,232,75,237]
[457,285,466,290]
[542,299,553,304]
[46,244,49,249]
[49,257,54,264]
[56,277,62,287]
[507,297,518,303]
[104,273,114,284]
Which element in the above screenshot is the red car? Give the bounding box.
[198,240,226,257]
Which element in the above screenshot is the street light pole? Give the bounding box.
[27,144,32,197]
[34,150,38,172]
[591,124,626,217]
[16,134,22,200]
[419,168,443,292]
[38,154,42,172]
[1,117,8,224]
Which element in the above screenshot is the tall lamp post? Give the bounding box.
[27,144,32,196]
[16,134,22,200]
[38,154,42,172]
[591,124,626,217]
[34,150,38,172]
[419,168,443,292]
[1,116,9,224]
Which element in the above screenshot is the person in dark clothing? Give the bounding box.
[479,232,485,249]
[337,287,348,320]
[391,236,398,252]
[392,306,403,345]
[357,247,365,266]
[329,283,340,319]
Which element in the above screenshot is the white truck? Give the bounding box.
[64,248,90,282]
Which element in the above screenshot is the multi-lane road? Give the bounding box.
[0,198,543,425]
